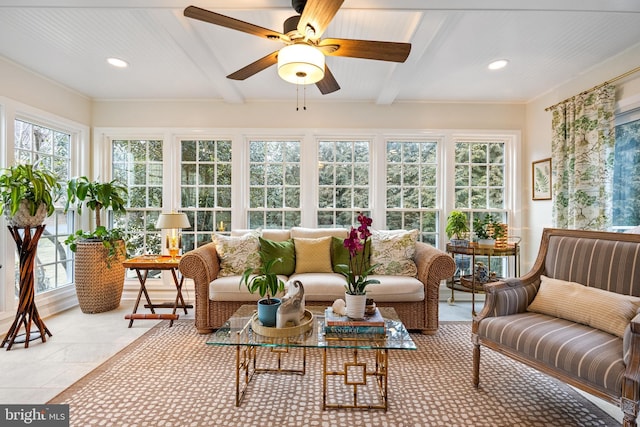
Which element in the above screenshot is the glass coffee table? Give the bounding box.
[207,305,416,410]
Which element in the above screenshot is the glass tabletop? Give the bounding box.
[207,305,416,350]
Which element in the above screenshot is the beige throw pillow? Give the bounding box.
[527,275,640,338]
[293,236,333,274]
[370,229,419,276]
[212,231,261,277]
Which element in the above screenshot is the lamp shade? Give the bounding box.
[155,213,191,229]
[277,43,325,85]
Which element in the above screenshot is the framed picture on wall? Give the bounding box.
[532,158,552,200]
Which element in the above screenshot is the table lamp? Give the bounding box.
[155,212,191,260]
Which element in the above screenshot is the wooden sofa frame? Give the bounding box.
[472,228,640,426]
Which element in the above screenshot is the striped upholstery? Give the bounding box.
[544,236,640,296]
[479,312,625,395]
[474,229,640,420]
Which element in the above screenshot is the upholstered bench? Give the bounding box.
[472,228,640,426]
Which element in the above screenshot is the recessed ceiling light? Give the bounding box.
[107,57,129,68]
[488,59,509,70]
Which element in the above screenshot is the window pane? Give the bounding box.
[112,139,163,259]
[14,119,73,295]
[318,139,371,226]
[180,140,232,248]
[248,140,301,229]
[385,140,439,242]
[613,118,640,228]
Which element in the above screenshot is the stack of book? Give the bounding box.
[324,307,386,336]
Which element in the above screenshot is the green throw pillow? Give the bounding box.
[259,237,295,276]
[331,237,371,274]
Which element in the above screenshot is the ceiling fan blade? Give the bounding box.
[319,38,411,63]
[316,66,340,95]
[227,51,279,80]
[297,0,344,40]
[184,6,286,41]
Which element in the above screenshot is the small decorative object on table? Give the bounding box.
[365,298,376,315]
[335,213,380,320]
[474,262,489,283]
[276,280,305,328]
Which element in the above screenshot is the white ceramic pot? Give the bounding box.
[477,238,495,248]
[344,292,367,320]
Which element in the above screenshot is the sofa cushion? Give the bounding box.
[478,312,625,395]
[233,229,291,242]
[527,275,640,338]
[212,231,261,277]
[331,237,371,273]
[363,275,424,302]
[286,273,424,302]
[259,237,295,275]
[210,274,289,302]
[288,273,348,301]
[370,229,418,276]
[293,236,333,273]
[290,227,348,239]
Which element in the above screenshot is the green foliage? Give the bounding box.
[0,163,61,218]
[473,214,505,240]
[240,253,285,303]
[65,177,127,228]
[64,226,127,267]
[64,177,129,262]
[445,210,469,239]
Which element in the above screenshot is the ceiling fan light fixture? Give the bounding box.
[277,43,325,85]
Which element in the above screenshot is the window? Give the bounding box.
[318,140,371,227]
[385,140,439,245]
[248,140,301,229]
[112,139,163,257]
[613,110,640,230]
[181,139,232,249]
[13,119,73,294]
[453,139,509,276]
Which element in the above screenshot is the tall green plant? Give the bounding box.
[64,177,128,260]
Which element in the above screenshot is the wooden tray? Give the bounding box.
[460,275,502,290]
[251,310,314,338]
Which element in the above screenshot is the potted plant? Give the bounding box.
[335,213,380,320]
[240,254,286,327]
[0,163,61,228]
[445,210,470,247]
[473,214,502,248]
[64,177,128,313]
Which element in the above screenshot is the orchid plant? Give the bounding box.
[336,213,380,295]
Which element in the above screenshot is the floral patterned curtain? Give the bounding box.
[551,84,616,230]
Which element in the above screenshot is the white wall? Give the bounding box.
[92,99,526,130]
[0,57,91,125]
[523,43,640,269]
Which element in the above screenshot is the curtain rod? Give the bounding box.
[544,65,640,112]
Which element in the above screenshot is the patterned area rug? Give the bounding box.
[49,321,618,426]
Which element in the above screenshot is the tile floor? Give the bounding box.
[0,294,623,424]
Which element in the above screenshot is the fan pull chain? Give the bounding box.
[296,83,308,111]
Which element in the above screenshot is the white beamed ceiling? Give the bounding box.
[0,0,639,104]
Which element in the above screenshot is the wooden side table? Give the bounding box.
[123,255,193,327]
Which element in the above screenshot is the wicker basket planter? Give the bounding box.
[75,239,125,313]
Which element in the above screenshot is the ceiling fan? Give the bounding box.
[184,0,412,95]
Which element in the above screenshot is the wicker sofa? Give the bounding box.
[179,227,455,335]
[472,228,640,426]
